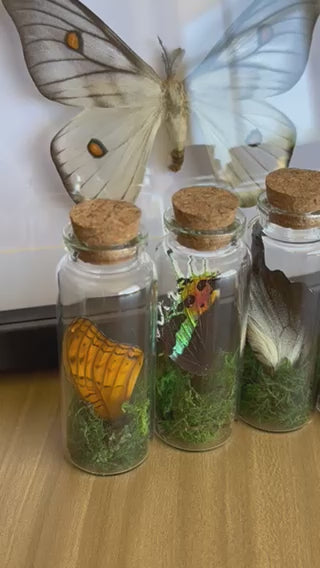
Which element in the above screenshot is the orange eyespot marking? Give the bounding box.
[87,139,108,158]
[65,31,82,51]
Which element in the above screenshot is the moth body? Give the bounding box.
[163,78,189,172]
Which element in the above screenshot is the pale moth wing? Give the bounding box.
[3,0,163,202]
[2,0,161,107]
[189,97,296,202]
[52,106,163,201]
[189,0,318,99]
[187,0,318,204]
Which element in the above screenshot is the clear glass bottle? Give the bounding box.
[239,191,320,432]
[57,200,156,475]
[154,187,251,451]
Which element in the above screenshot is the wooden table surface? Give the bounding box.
[0,371,319,568]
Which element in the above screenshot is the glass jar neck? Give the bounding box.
[257,192,320,244]
[63,223,147,267]
[163,208,246,254]
[165,233,244,261]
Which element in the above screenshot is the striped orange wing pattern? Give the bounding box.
[63,318,144,421]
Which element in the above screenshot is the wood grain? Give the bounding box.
[0,371,319,568]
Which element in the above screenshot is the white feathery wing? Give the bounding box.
[187,0,318,196]
[247,274,305,369]
[3,0,163,201]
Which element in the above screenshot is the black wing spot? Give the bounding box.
[208,278,217,289]
[196,279,207,291]
[246,129,263,147]
[184,295,195,308]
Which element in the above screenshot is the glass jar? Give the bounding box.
[154,206,251,451]
[57,223,156,475]
[239,192,320,432]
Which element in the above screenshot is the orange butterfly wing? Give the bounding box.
[63,318,144,421]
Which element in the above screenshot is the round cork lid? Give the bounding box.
[266,168,320,213]
[172,186,239,231]
[70,199,141,248]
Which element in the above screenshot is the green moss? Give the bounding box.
[67,393,150,474]
[156,352,238,449]
[239,344,314,431]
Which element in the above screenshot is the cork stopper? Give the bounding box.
[266,168,320,229]
[172,186,239,250]
[69,199,141,264]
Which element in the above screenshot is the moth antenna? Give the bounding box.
[158,36,184,77]
[170,47,185,76]
[158,36,171,76]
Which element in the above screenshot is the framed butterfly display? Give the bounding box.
[3,0,319,205]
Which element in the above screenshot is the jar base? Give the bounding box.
[65,452,148,476]
[155,429,231,452]
[238,414,313,433]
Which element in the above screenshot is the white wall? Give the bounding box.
[0,0,319,311]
